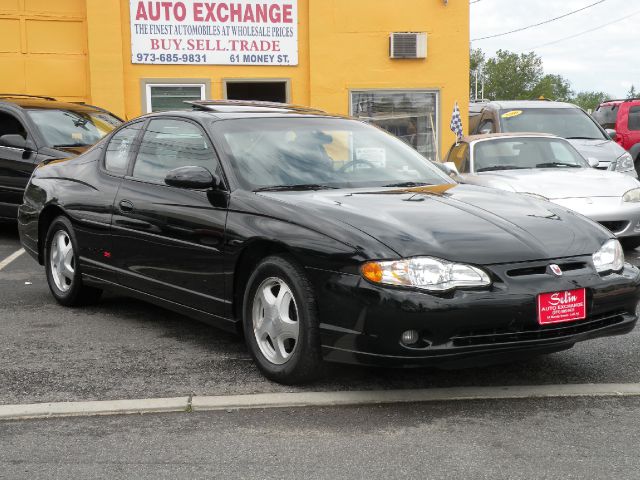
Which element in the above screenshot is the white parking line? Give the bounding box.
[0,248,25,271]
[2,383,640,421]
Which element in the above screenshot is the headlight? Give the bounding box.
[592,239,624,273]
[521,192,549,201]
[615,152,634,172]
[623,188,640,202]
[361,257,491,291]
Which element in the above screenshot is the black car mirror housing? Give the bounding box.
[164,166,222,190]
[0,134,28,150]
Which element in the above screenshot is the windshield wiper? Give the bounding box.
[383,181,434,187]
[536,162,581,168]
[566,136,603,140]
[476,166,527,172]
[53,143,91,148]
[253,184,338,192]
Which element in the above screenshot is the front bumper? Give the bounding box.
[311,258,640,368]
[551,197,640,238]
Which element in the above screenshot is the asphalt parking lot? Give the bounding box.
[2,223,640,404]
[3,223,640,478]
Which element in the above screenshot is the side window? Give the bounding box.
[132,118,217,184]
[478,119,494,134]
[104,123,142,175]
[628,107,640,131]
[0,111,28,141]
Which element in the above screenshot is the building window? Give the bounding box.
[350,90,439,160]
[143,83,207,113]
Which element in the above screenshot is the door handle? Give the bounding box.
[119,199,134,212]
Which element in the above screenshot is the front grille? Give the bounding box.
[599,220,629,233]
[451,311,626,347]
[507,261,587,277]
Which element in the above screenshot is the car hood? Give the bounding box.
[566,138,626,164]
[261,184,610,265]
[475,168,639,199]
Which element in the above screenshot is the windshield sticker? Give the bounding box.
[501,110,523,119]
[356,147,386,168]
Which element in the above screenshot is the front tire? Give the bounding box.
[44,216,102,306]
[242,255,324,384]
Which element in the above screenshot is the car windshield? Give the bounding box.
[213,117,453,190]
[27,108,122,147]
[499,108,607,140]
[592,104,619,130]
[473,137,589,173]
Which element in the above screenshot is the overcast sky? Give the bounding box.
[470,0,640,98]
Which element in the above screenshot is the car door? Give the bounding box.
[70,121,144,284]
[111,117,228,318]
[0,108,39,219]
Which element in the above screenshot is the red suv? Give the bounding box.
[594,98,640,170]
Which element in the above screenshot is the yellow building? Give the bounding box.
[0,0,469,159]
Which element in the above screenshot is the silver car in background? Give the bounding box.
[444,133,640,249]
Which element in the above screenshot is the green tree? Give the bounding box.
[469,48,486,99]
[483,49,543,100]
[571,91,610,112]
[531,74,573,101]
[627,85,637,99]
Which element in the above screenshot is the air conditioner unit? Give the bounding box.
[389,32,427,59]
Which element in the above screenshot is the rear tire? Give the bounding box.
[242,255,324,384]
[44,216,102,306]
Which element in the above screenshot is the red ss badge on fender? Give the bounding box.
[538,288,586,325]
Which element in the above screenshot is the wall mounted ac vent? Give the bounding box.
[389,32,427,59]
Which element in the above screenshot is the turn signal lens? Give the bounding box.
[361,262,383,283]
[360,257,491,292]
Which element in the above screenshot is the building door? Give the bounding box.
[225,81,288,103]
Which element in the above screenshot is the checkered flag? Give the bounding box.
[450,102,463,141]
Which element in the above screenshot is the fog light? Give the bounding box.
[401,329,419,345]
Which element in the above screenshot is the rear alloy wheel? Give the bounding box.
[45,216,102,306]
[243,255,323,384]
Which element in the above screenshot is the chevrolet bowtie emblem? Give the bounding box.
[549,264,563,276]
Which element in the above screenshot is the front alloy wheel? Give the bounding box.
[252,277,300,365]
[243,255,324,384]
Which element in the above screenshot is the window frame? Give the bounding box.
[348,88,441,160]
[127,116,226,189]
[628,106,640,132]
[141,79,210,114]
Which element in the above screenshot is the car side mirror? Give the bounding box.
[0,134,28,150]
[605,128,617,140]
[443,161,460,175]
[164,166,222,190]
[586,157,600,168]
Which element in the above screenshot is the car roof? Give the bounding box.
[460,132,559,143]
[141,100,345,121]
[486,100,579,110]
[0,94,112,113]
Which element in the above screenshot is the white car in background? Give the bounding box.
[444,133,640,249]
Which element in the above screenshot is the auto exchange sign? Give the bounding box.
[129,0,298,65]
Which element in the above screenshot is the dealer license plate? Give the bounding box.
[537,288,587,325]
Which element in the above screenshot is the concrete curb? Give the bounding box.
[2,384,640,421]
[191,383,640,412]
[0,396,190,421]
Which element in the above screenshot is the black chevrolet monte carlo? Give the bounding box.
[17,100,640,384]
